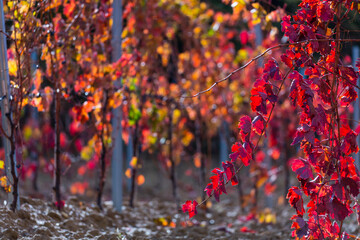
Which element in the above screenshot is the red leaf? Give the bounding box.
[239,31,249,45]
[204,183,213,197]
[340,87,357,106]
[264,183,276,196]
[230,142,251,166]
[291,158,313,179]
[332,183,346,201]
[262,60,282,81]
[250,93,267,114]
[287,187,305,216]
[341,131,359,155]
[64,0,76,18]
[222,161,238,186]
[55,200,65,209]
[281,53,293,68]
[289,71,314,109]
[238,115,252,142]
[316,2,333,22]
[291,124,315,145]
[209,168,227,202]
[252,115,265,135]
[182,200,198,218]
[342,177,360,197]
[240,226,255,233]
[328,197,352,221]
[281,16,298,42]
[290,216,308,239]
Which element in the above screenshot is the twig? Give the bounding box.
[181,38,360,99]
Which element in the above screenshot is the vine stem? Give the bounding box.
[189,66,294,210]
[181,38,360,99]
[97,90,109,210]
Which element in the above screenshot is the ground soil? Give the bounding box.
[1,155,359,239]
[0,195,296,240]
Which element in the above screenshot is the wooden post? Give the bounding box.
[0,0,19,209]
[111,0,124,212]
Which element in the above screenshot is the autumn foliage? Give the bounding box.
[182,0,360,239]
[0,0,359,239]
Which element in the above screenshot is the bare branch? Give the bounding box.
[180,38,360,99]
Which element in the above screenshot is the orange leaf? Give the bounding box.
[125,168,131,178]
[137,174,145,185]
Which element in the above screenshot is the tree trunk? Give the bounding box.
[53,86,62,210]
[129,124,139,208]
[97,91,109,210]
[168,103,179,208]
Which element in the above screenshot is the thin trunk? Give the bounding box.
[126,131,133,191]
[97,91,109,209]
[8,115,18,212]
[251,153,257,212]
[53,87,62,210]
[0,0,19,211]
[32,164,38,191]
[31,50,39,192]
[237,172,244,212]
[196,106,206,204]
[129,124,139,208]
[252,177,258,211]
[168,104,179,208]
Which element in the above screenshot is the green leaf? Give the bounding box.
[128,105,141,125]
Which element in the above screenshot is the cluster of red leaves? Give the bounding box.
[282,1,360,238]
[183,52,284,218]
[183,1,360,239]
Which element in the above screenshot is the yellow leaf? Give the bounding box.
[181,131,194,146]
[237,49,248,62]
[0,160,4,169]
[193,27,201,36]
[326,27,332,37]
[19,1,30,15]
[0,176,11,192]
[23,126,32,141]
[157,46,164,55]
[7,2,14,8]
[80,146,93,161]
[256,175,267,188]
[172,109,181,124]
[8,59,17,77]
[130,156,137,168]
